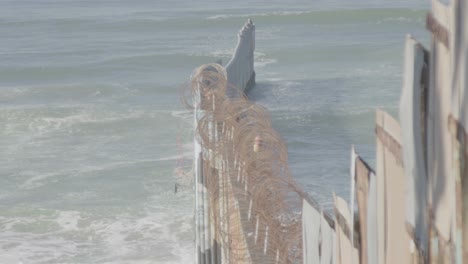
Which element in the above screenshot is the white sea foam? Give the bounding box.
[0,204,193,263]
[1,1,427,262]
[17,170,66,190]
[206,10,312,20]
[254,51,277,68]
[157,152,192,162]
[170,110,192,121]
[210,48,235,58]
[18,155,191,190]
[0,209,85,262]
[1,107,179,139]
[376,16,421,24]
[206,14,233,20]
[55,211,82,231]
[255,58,277,68]
[0,234,76,264]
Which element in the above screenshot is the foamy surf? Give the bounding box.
[1,0,428,262]
[206,10,313,20]
[0,208,193,264]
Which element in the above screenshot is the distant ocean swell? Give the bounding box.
[0,8,425,31]
[205,8,425,24]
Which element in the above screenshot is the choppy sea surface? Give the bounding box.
[1,0,428,263]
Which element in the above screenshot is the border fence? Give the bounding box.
[184,0,468,262]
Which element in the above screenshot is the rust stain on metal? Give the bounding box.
[375,125,404,166]
[426,13,449,49]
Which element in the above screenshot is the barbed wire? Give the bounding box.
[183,63,309,263]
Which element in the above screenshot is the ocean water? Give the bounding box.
[1,0,428,263]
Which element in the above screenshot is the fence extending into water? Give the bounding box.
[187,63,307,263]
[186,0,468,262]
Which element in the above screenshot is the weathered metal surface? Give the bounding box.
[189,1,468,262]
[400,35,430,257]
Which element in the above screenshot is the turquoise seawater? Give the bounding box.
[0,0,428,263]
